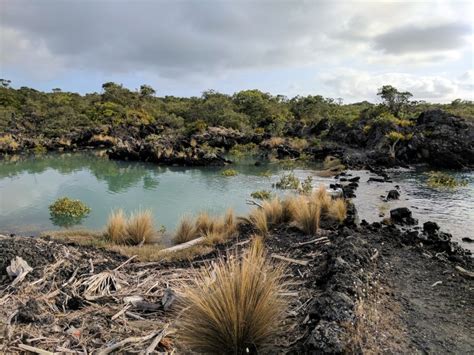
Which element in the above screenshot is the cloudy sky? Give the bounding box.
[0,0,472,102]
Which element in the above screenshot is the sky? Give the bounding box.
[0,0,473,103]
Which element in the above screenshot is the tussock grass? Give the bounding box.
[293,196,322,235]
[248,208,269,236]
[173,215,197,244]
[314,184,332,211]
[195,212,215,236]
[125,210,155,245]
[174,209,238,246]
[261,197,284,226]
[106,209,127,244]
[178,238,288,353]
[105,209,158,245]
[109,244,164,262]
[329,198,347,222]
[242,185,347,236]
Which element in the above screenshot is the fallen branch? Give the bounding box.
[455,266,474,279]
[297,236,329,247]
[245,199,263,208]
[17,344,55,355]
[113,255,137,271]
[271,254,310,266]
[159,237,205,254]
[97,331,159,355]
[142,325,169,355]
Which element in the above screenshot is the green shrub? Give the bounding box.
[221,169,238,177]
[49,197,91,218]
[251,190,273,200]
[274,172,299,190]
[426,171,468,189]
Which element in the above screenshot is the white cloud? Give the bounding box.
[321,69,473,103]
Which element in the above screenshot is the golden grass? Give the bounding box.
[106,209,127,244]
[125,210,155,245]
[178,238,288,353]
[292,196,322,235]
[195,212,215,236]
[314,184,332,212]
[329,198,347,222]
[173,215,197,244]
[261,197,284,226]
[109,244,164,261]
[223,208,238,239]
[248,208,269,235]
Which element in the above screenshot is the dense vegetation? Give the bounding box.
[1,80,473,138]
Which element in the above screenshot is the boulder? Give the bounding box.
[423,221,440,236]
[390,207,417,225]
[386,189,400,200]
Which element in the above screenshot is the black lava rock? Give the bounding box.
[386,189,400,200]
[390,207,417,225]
[423,221,440,236]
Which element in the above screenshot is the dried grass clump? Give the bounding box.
[314,184,332,211]
[174,209,238,246]
[248,208,269,236]
[173,215,197,244]
[329,198,347,222]
[106,210,127,244]
[292,196,322,235]
[261,197,284,226]
[126,210,155,245]
[178,239,288,354]
[105,209,156,245]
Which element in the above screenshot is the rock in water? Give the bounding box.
[390,207,417,225]
[386,189,400,200]
[423,221,440,236]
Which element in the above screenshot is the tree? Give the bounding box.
[139,84,156,98]
[52,88,62,93]
[377,85,413,117]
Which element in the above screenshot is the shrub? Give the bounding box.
[314,185,332,211]
[0,134,19,152]
[174,215,197,245]
[300,176,313,194]
[262,137,285,148]
[178,238,288,353]
[426,171,468,189]
[229,143,258,158]
[221,169,238,177]
[251,190,273,200]
[275,172,300,190]
[49,197,91,218]
[125,210,155,245]
[106,209,127,244]
[288,137,309,150]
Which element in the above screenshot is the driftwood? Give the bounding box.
[159,237,205,254]
[271,254,310,266]
[297,236,329,247]
[97,331,159,355]
[17,344,54,355]
[246,199,263,208]
[142,325,169,355]
[455,266,474,279]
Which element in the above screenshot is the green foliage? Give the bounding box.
[250,190,273,200]
[229,143,258,158]
[221,168,238,177]
[377,85,413,117]
[426,171,468,189]
[49,197,91,218]
[300,176,313,194]
[275,172,300,190]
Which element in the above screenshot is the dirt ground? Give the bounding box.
[0,209,473,353]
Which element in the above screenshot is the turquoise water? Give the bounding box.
[0,152,472,251]
[0,152,331,235]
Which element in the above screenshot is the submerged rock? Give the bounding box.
[386,189,400,200]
